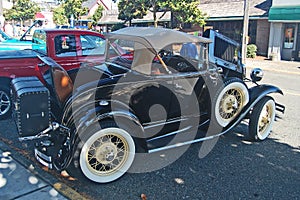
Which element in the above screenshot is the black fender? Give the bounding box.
[68,98,147,145]
[59,99,148,169]
[248,84,283,102]
[221,84,284,135]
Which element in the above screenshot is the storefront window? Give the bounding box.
[283,24,295,49]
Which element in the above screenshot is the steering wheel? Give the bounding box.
[158,49,172,59]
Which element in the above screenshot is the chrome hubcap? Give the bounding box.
[219,89,243,119]
[0,91,10,116]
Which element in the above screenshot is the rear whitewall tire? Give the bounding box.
[78,125,135,183]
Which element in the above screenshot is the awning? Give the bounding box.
[35,12,45,19]
[269,7,300,22]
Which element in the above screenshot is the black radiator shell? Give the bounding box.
[12,77,50,137]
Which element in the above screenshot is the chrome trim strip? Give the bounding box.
[147,126,192,142]
[147,119,209,143]
[144,118,185,129]
[148,131,223,154]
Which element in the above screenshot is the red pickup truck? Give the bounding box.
[0,29,105,119]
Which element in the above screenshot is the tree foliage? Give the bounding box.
[165,0,207,28]
[53,0,89,24]
[62,0,89,20]
[89,5,104,26]
[117,0,207,28]
[4,0,40,22]
[118,0,150,26]
[53,4,68,25]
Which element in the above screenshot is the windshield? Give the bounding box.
[105,37,207,75]
[0,30,12,41]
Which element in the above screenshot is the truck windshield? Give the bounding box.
[32,30,47,55]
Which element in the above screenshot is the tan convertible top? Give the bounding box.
[107,27,211,54]
[106,27,211,74]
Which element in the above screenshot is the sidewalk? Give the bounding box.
[0,148,68,200]
[245,56,300,75]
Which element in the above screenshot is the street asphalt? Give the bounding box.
[0,56,299,200]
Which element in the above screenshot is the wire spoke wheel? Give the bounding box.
[214,78,249,127]
[219,88,244,119]
[86,133,129,176]
[78,126,135,183]
[249,96,276,141]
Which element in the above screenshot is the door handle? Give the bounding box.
[175,83,184,90]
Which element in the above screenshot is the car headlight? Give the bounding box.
[250,68,264,82]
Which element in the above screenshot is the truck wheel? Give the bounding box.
[0,86,11,120]
[69,120,136,183]
[213,78,249,127]
[249,96,276,141]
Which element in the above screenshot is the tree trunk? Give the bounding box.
[152,0,157,28]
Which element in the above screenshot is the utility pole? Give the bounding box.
[242,0,250,64]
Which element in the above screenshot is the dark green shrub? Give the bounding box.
[247,44,257,58]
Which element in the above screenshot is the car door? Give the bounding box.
[129,75,174,125]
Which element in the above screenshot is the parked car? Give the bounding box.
[11,27,285,183]
[0,28,106,119]
[0,20,43,50]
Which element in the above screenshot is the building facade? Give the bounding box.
[268,0,300,61]
[199,0,272,56]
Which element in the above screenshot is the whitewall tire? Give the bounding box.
[214,78,249,127]
[249,96,276,141]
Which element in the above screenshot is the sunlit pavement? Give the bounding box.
[0,149,67,200]
[0,57,298,200]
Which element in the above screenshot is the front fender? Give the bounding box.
[248,84,283,102]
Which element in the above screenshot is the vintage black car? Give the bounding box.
[11,27,285,183]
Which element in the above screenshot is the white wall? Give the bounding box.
[272,0,300,7]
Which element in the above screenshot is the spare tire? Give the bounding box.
[213,78,249,127]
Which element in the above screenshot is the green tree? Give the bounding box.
[4,0,40,23]
[165,0,207,28]
[118,0,150,26]
[117,0,207,28]
[61,0,89,20]
[89,5,104,26]
[53,4,68,25]
[53,0,89,26]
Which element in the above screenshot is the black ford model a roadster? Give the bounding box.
[11,27,285,183]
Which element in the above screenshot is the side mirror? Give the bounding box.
[250,68,264,82]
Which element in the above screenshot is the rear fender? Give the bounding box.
[66,99,147,149]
